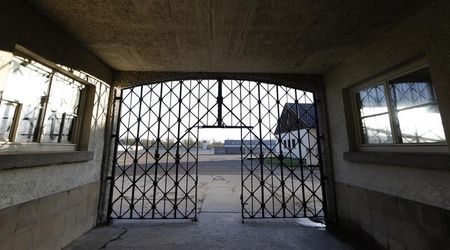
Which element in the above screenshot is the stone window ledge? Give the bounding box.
[343,151,450,170]
[0,151,94,170]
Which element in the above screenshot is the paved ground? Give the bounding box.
[64,213,353,250]
[66,157,353,249]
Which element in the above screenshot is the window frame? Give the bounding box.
[349,57,448,153]
[0,47,96,152]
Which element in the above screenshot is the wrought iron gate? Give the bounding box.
[108,79,325,221]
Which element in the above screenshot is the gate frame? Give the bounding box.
[97,73,337,226]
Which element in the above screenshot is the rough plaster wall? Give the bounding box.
[324,0,450,210]
[0,82,110,210]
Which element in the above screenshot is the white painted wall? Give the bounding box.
[279,128,318,165]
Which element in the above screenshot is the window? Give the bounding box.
[353,66,446,147]
[0,55,85,147]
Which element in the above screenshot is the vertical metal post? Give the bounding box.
[294,91,307,217]
[256,82,265,217]
[173,81,183,218]
[275,86,286,218]
[217,79,223,127]
[239,81,245,222]
[152,84,164,219]
[130,86,144,218]
[107,88,123,222]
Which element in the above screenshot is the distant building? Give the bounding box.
[274,103,318,165]
[202,140,208,150]
[217,139,277,155]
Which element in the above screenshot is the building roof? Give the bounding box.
[275,103,316,134]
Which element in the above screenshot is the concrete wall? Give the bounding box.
[0,1,112,82]
[0,76,110,249]
[0,78,110,210]
[0,2,112,246]
[325,0,450,249]
[0,181,100,250]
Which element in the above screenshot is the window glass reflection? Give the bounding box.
[41,73,82,143]
[389,68,446,144]
[2,58,51,142]
[0,101,17,141]
[390,68,435,109]
[397,104,445,143]
[356,84,388,117]
[361,114,393,144]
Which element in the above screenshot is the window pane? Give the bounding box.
[397,105,446,143]
[16,105,44,142]
[360,114,393,144]
[0,101,17,141]
[41,73,83,143]
[60,114,77,142]
[2,58,51,142]
[356,84,388,117]
[389,68,435,110]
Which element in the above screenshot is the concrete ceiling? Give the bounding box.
[31,0,425,74]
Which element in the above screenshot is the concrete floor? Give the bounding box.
[65,159,354,250]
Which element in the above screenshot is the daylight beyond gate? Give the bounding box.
[109,80,324,220]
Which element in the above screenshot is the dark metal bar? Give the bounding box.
[294,91,307,217]
[129,86,144,218]
[152,84,164,219]
[275,85,286,218]
[162,82,174,218]
[256,82,265,217]
[239,80,245,223]
[107,88,123,222]
[140,86,151,217]
[173,80,183,218]
[217,79,223,127]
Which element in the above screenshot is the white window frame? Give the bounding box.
[350,57,448,153]
[0,47,96,152]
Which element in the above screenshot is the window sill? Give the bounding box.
[0,151,94,170]
[343,151,450,170]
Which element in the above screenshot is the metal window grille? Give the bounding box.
[109,79,325,221]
